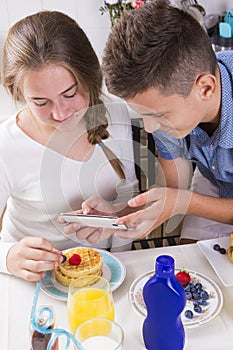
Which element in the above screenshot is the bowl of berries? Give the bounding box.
[128,268,223,328]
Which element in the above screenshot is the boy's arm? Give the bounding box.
[157,155,193,190]
[187,192,233,224]
[159,157,233,225]
[114,187,233,240]
[113,156,233,239]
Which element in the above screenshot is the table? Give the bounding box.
[1,243,233,349]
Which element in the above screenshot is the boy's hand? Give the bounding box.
[114,187,191,239]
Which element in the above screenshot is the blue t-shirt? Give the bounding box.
[153,50,233,198]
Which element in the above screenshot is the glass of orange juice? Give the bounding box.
[67,275,114,333]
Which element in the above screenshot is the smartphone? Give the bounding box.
[59,213,133,230]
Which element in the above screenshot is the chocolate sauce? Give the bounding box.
[30,325,58,350]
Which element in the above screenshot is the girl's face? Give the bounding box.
[22,64,90,131]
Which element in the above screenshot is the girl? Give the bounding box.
[0,11,138,281]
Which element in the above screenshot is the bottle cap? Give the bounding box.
[34,307,55,330]
[219,22,232,38]
[155,255,174,277]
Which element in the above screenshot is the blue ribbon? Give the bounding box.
[30,282,84,350]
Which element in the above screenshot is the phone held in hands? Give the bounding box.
[59,213,133,230]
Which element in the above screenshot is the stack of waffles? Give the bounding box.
[54,247,103,287]
[228,232,233,263]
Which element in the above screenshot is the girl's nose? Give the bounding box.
[51,101,68,121]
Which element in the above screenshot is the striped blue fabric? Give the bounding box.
[153,51,233,198]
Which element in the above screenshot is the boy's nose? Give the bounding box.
[142,116,160,133]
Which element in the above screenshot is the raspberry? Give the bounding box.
[69,254,82,266]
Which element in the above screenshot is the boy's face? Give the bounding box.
[126,86,211,139]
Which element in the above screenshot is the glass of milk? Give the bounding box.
[74,318,124,350]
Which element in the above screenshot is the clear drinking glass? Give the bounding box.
[67,275,114,333]
[74,318,124,350]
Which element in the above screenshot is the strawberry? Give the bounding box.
[69,254,82,266]
[175,270,191,287]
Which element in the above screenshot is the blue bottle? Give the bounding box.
[142,255,186,350]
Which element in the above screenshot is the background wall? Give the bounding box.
[0,0,111,65]
[0,0,232,119]
[1,0,232,66]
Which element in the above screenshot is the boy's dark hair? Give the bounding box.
[102,0,217,98]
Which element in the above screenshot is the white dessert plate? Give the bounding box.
[197,236,232,286]
[40,248,126,301]
[128,269,223,328]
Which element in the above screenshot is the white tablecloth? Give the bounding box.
[1,243,233,349]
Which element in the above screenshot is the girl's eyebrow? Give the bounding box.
[30,83,77,100]
[61,83,77,94]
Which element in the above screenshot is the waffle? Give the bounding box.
[54,247,103,287]
[228,232,233,263]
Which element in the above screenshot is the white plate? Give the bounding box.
[40,248,126,301]
[197,236,233,286]
[128,269,223,328]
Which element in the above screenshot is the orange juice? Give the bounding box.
[67,288,114,333]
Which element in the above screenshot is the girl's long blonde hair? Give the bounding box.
[1,10,125,179]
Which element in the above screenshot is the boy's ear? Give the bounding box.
[195,74,217,100]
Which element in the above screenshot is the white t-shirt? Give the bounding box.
[0,99,138,273]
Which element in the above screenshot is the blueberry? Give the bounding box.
[194,305,202,313]
[213,244,226,254]
[61,254,67,263]
[185,310,193,319]
[199,299,208,306]
[185,292,192,300]
[200,291,209,300]
[192,292,201,300]
[213,244,220,251]
[195,283,203,291]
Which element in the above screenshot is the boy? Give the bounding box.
[102,0,233,243]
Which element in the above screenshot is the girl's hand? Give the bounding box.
[57,209,83,234]
[57,197,117,243]
[6,236,63,281]
[81,196,116,216]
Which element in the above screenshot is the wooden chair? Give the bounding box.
[0,206,6,231]
[131,118,181,248]
[131,118,156,192]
